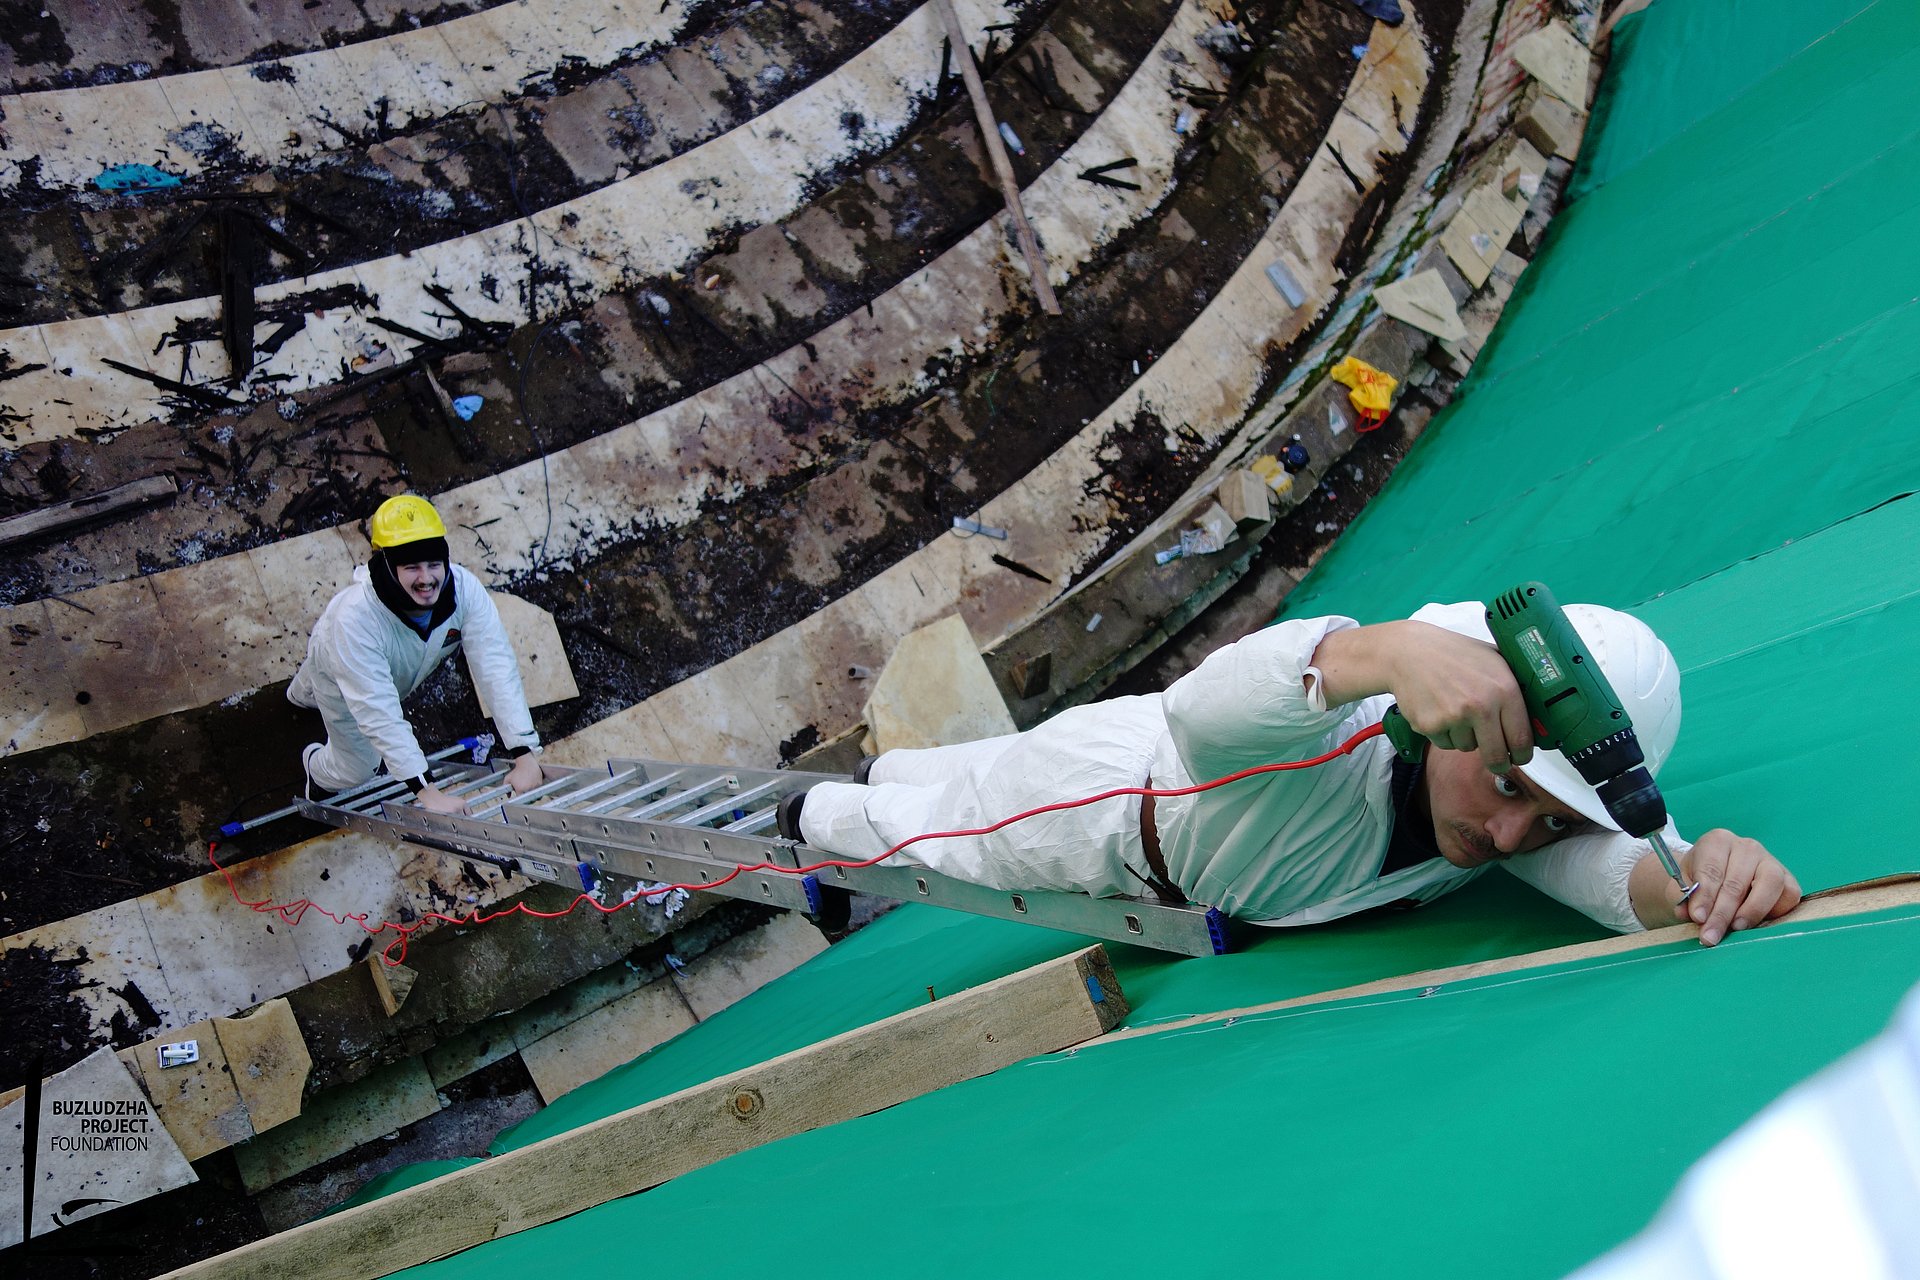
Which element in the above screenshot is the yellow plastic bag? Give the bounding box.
[1249,454,1295,496]
[1329,356,1398,416]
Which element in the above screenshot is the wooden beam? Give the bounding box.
[365,959,419,1018]
[934,0,1062,316]
[1104,876,1920,1047]
[161,946,1126,1280]
[0,474,177,550]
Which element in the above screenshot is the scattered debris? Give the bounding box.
[1155,503,1235,563]
[157,1039,201,1069]
[94,164,182,192]
[952,515,1009,539]
[452,396,485,420]
[997,121,1026,155]
[1349,0,1405,27]
[1374,269,1468,341]
[1265,260,1309,308]
[1197,22,1255,66]
[1078,157,1142,190]
[990,553,1052,584]
[1250,454,1297,497]
[1329,356,1399,431]
[98,358,245,411]
[0,474,178,551]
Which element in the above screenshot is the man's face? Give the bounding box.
[393,560,446,609]
[1420,747,1592,868]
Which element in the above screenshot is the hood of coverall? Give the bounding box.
[1409,600,1682,831]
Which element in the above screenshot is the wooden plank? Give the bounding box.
[1105,877,1920,1047]
[1375,270,1469,341]
[161,945,1126,1280]
[365,959,418,1018]
[214,999,313,1133]
[131,1019,254,1161]
[0,474,176,550]
[1511,20,1592,108]
[934,0,1061,316]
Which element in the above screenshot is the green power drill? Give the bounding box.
[1381,582,1696,897]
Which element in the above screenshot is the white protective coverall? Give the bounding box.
[289,564,538,790]
[798,611,1690,933]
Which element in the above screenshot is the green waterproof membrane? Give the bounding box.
[404,906,1920,1280]
[351,1,1920,1271]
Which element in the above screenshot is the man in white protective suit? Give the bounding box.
[784,602,1802,945]
[288,494,544,815]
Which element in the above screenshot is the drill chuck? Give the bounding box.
[1594,765,1667,841]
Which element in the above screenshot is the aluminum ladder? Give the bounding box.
[297,746,1229,957]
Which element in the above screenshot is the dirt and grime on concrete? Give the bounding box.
[1106,400,1435,696]
[0,401,394,604]
[3,0,501,94]
[14,1151,269,1280]
[0,0,1530,1262]
[0,671,505,940]
[253,1055,543,1233]
[508,0,1441,702]
[0,0,1450,928]
[1,0,928,323]
[0,0,1134,589]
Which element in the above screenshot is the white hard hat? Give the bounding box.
[1408,600,1682,831]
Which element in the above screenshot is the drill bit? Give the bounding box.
[1648,831,1699,902]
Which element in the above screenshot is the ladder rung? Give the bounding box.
[533,768,639,810]
[721,805,779,834]
[463,783,515,812]
[444,769,509,799]
[301,746,1232,958]
[621,777,733,822]
[680,780,782,827]
[336,781,408,815]
[580,771,689,817]
[508,771,589,807]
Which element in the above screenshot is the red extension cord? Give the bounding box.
[208,722,1388,965]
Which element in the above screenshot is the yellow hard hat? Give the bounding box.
[369,494,447,549]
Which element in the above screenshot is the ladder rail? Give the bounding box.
[297,753,1230,957]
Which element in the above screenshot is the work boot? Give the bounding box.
[300,743,337,802]
[776,789,809,843]
[811,885,855,938]
[853,754,880,785]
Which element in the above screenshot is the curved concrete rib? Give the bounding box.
[4,0,929,327]
[0,6,1428,1049]
[2,0,704,187]
[0,0,1231,755]
[7,0,504,93]
[555,9,1429,767]
[0,0,1034,445]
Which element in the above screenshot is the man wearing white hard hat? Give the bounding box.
[786,603,1799,943]
[288,494,545,815]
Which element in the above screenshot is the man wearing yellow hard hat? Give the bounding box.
[288,495,543,812]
